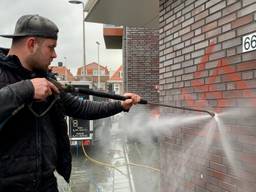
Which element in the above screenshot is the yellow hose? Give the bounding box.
[81,142,128,176]
[81,142,160,175]
[126,162,160,172]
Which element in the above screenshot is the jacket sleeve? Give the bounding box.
[0,78,34,128]
[60,92,124,120]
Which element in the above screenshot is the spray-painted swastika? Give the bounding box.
[181,41,256,112]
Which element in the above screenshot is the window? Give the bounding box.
[93,69,98,76]
[119,71,123,78]
[114,84,119,93]
[101,70,105,76]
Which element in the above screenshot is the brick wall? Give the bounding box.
[159,0,256,191]
[123,27,159,103]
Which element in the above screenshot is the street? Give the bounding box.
[57,116,160,192]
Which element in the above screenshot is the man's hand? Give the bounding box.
[30,78,59,101]
[121,93,141,111]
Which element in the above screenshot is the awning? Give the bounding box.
[84,0,159,28]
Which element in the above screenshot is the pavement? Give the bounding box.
[57,117,160,192]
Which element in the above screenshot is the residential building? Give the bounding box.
[50,65,75,81]
[108,65,123,95]
[77,62,110,90]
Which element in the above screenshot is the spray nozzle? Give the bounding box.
[207,111,215,117]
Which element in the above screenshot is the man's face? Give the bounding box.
[29,38,57,71]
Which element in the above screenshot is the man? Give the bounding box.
[0,14,141,192]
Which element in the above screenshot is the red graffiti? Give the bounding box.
[181,41,256,112]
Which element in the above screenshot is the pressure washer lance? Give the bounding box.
[49,79,215,117]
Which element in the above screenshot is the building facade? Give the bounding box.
[108,65,124,95]
[159,0,256,191]
[50,66,75,81]
[77,62,110,90]
[123,27,159,103]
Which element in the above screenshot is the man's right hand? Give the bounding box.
[30,78,60,101]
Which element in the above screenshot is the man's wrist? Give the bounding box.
[121,101,129,112]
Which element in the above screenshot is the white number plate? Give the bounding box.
[242,32,256,53]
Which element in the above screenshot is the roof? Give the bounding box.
[50,66,75,81]
[109,65,123,81]
[76,62,110,76]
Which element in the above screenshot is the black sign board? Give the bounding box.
[68,84,92,140]
[69,117,90,139]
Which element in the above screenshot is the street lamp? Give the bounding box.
[96,41,100,89]
[64,56,67,80]
[69,0,86,80]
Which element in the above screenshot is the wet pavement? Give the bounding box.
[57,116,160,192]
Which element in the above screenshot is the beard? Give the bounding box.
[26,51,50,72]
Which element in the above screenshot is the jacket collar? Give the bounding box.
[0,47,48,78]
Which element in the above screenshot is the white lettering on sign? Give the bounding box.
[242,32,256,52]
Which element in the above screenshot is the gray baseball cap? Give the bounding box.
[0,14,59,39]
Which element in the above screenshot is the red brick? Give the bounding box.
[206,0,222,8]
[242,52,256,62]
[223,72,241,82]
[195,10,209,21]
[209,50,226,60]
[227,48,236,56]
[243,89,256,98]
[192,20,205,30]
[223,90,243,98]
[209,83,226,91]
[209,1,226,14]
[239,135,256,146]
[192,79,205,86]
[195,40,209,50]
[203,21,218,32]
[182,74,194,80]
[217,99,235,107]
[222,23,232,32]
[206,11,222,24]
[222,37,241,49]
[240,153,256,164]
[218,13,236,26]
[182,31,194,41]
[182,3,194,15]
[192,4,205,16]
[192,34,205,44]
[223,1,241,16]
[231,15,253,28]
[179,26,190,35]
[205,28,221,38]
[209,162,227,173]
[182,17,194,28]
[194,85,209,92]
[239,23,256,37]
[242,71,254,80]
[238,2,256,17]
[221,182,237,191]
[227,54,242,64]
[207,169,226,181]
[237,61,256,71]
[205,92,222,99]
[218,31,236,42]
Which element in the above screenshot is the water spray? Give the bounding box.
[51,80,215,117]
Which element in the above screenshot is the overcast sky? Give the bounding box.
[0,0,122,74]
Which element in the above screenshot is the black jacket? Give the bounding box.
[0,48,124,191]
